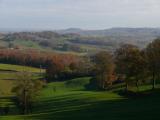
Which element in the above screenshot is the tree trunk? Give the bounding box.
[101,73,105,89]
[152,72,156,90]
[23,89,27,114]
[125,83,128,92]
[136,80,139,91]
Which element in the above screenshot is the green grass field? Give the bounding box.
[0,64,45,73]
[28,78,160,120]
[0,63,44,119]
[0,65,160,120]
[0,63,45,95]
[1,77,160,120]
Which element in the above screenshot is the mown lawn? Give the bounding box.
[1,77,160,120]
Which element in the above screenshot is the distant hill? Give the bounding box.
[0,28,160,54]
[56,27,160,38]
[55,28,83,34]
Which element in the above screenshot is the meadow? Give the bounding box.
[0,66,159,120]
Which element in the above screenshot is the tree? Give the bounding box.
[46,56,65,81]
[115,44,145,91]
[69,56,93,76]
[145,38,160,90]
[12,71,43,114]
[46,54,92,81]
[93,51,115,89]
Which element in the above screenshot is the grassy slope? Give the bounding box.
[31,79,160,120]
[13,39,41,48]
[0,63,45,95]
[1,77,160,120]
[0,64,45,73]
[2,37,107,54]
[0,63,44,120]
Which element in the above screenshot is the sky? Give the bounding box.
[0,0,160,30]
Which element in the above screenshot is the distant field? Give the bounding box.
[0,80,14,95]
[0,63,45,73]
[0,63,44,95]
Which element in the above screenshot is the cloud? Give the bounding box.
[0,0,160,29]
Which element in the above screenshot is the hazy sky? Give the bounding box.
[0,0,160,30]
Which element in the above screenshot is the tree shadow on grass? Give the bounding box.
[31,97,160,120]
[30,89,160,120]
[115,88,160,99]
[0,96,20,115]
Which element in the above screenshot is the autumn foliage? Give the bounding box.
[1,38,160,90]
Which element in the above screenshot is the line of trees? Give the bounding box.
[46,55,93,81]
[1,38,160,91]
[45,38,160,91]
[0,49,48,67]
[0,48,92,81]
[92,38,160,91]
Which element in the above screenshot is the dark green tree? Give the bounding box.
[115,44,146,91]
[145,38,160,90]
